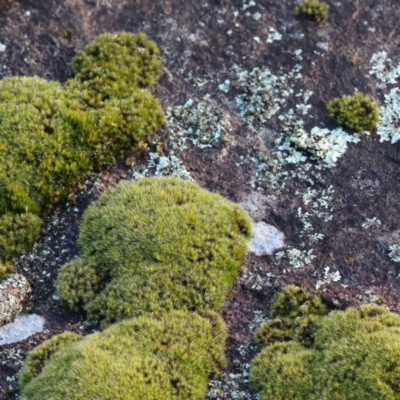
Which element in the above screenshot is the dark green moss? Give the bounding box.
[57,178,252,327]
[55,259,102,311]
[270,285,326,320]
[295,0,329,22]
[328,92,379,132]
[20,311,227,400]
[250,287,400,400]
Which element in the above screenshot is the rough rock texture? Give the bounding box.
[248,222,285,256]
[0,315,45,346]
[0,274,31,327]
[0,0,399,398]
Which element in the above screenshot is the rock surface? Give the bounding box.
[0,0,400,398]
[248,222,285,256]
[0,274,31,327]
[0,314,45,346]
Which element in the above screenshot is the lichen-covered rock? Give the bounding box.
[0,274,31,327]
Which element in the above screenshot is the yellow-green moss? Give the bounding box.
[0,32,164,263]
[20,311,227,400]
[0,213,41,263]
[0,261,15,283]
[19,332,82,388]
[328,92,379,132]
[250,286,400,400]
[295,0,329,23]
[57,178,252,327]
[70,32,161,105]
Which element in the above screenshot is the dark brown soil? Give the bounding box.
[0,0,400,398]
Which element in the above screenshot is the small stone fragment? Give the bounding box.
[248,222,285,256]
[0,314,45,346]
[0,274,31,327]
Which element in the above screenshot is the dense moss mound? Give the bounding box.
[295,0,329,23]
[250,286,400,400]
[0,32,164,266]
[19,332,82,388]
[0,77,87,215]
[328,92,379,132]
[20,311,227,400]
[70,32,161,105]
[0,213,42,262]
[57,177,252,326]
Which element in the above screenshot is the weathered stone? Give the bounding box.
[248,222,285,256]
[0,274,31,327]
[240,192,271,221]
[0,314,45,346]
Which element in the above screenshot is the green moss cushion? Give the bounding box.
[0,213,41,262]
[250,286,400,400]
[0,77,89,214]
[0,33,164,265]
[295,0,329,23]
[57,177,252,326]
[70,32,161,104]
[20,311,227,400]
[327,92,379,132]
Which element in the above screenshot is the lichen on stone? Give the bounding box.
[166,95,231,149]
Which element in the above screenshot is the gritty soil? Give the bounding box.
[0,0,400,398]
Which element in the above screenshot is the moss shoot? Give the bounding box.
[328,92,379,132]
[295,0,329,23]
[57,177,252,327]
[20,311,227,400]
[250,286,400,399]
[0,32,164,268]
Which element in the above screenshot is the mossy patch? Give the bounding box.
[0,213,41,263]
[19,332,82,388]
[57,177,252,327]
[0,32,164,265]
[250,286,400,399]
[20,311,227,400]
[70,32,161,105]
[328,92,379,132]
[295,0,329,23]
[0,261,15,283]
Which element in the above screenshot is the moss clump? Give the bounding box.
[0,32,164,263]
[54,259,102,311]
[295,0,329,23]
[70,32,161,105]
[328,92,379,132]
[19,332,82,388]
[0,77,87,215]
[0,261,15,283]
[57,177,251,327]
[250,286,400,400]
[0,213,41,263]
[20,311,227,400]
